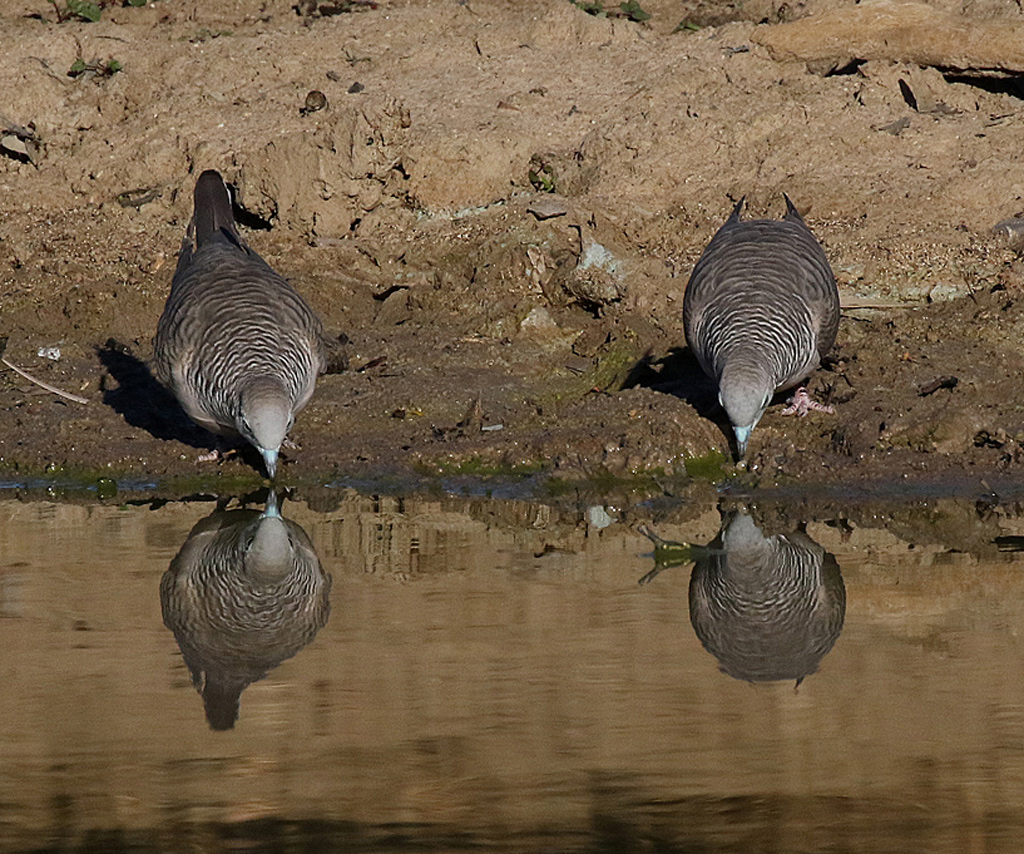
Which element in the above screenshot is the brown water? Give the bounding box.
[3,488,1024,853]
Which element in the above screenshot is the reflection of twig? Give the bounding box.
[636,525,711,585]
[637,564,669,585]
[1,357,88,404]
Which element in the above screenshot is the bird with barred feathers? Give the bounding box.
[153,170,326,478]
[683,196,839,460]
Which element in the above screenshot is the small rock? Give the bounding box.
[527,196,569,220]
[587,505,614,530]
[565,268,624,310]
[917,375,958,396]
[519,306,581,349]
[374,288,410,326]
[0,133,37,164]
[578,240,620,275]
[301,90,328,115]
[520,306,560,333]
[876,116,911,135]
[931,410,989,455]
[805,57,853,76]
[993,217,1024,236]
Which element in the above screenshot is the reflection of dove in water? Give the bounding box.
[642,510,845,684]
[160,492,331,730]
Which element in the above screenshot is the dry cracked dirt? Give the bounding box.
[4,0,1024,500]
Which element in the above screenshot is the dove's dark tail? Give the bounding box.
[783,193,806,224]
[193,170,240,249]
[202,674,245,731]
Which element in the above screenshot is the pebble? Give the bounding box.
[301,90,328,115]
[587,506,614,530]
[992,217,1024,237]
[527,196,569,220]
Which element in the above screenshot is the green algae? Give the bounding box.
[682,449,732,482]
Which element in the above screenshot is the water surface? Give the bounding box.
[3,488,1024,853]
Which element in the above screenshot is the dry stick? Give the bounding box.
[840,300,923,310]
[1,357,89,404]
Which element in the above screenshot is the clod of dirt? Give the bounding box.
[116,187,161,209]
[755,0,1024,73]
[564,241,625,312]
[236,94,409,238]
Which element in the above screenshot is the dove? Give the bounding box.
[683,196,839,459]
[154,170,326,477]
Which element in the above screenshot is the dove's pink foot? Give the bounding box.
[196,447,238,465]
[780,387,834,417]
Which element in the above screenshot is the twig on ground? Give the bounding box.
[1,357,89,404]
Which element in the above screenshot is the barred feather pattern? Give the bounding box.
[153,172,325,442]
[160,505,331,729]
[154,245,325,435]
[688,513,846,683]
[684,213,839,394]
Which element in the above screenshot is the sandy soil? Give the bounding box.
[3,0,1024,496]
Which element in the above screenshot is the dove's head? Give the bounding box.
[238,379,293,479]
[719,367,774,460]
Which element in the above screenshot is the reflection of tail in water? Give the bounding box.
[160,492,331,729]
[640,512,845,684]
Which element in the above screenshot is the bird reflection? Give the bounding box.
[642,510,845,684]
[160,492,331,729]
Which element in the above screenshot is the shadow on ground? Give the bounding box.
[97,340,214,450]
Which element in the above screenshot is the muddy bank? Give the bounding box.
[2,0,1024,497]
